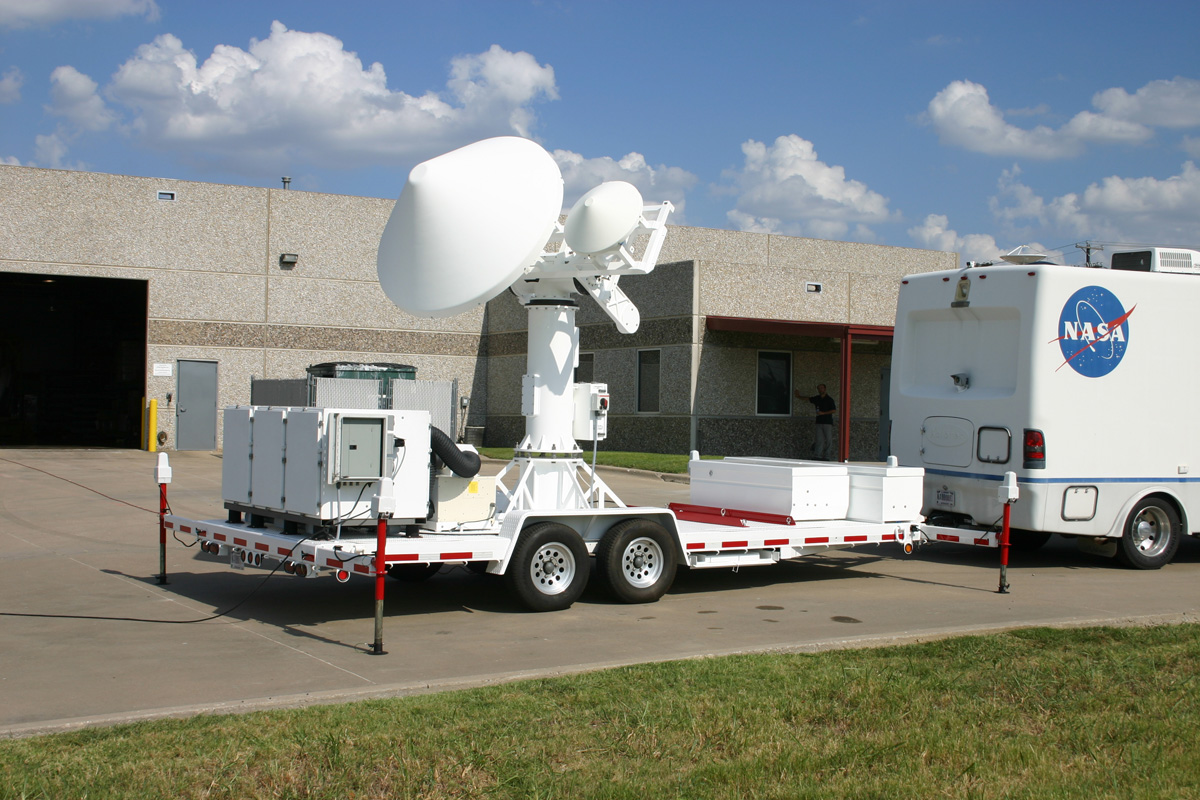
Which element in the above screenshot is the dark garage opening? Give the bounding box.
[0,273,147,447]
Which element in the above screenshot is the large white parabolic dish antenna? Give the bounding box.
[377,137,564,317]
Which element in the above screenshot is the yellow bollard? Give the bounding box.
[147,399,158,452]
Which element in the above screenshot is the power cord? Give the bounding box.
[0,457,317,625]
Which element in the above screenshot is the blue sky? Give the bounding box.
[3,0,1199,263]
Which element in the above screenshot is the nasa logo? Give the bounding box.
[1053,285,1134,377]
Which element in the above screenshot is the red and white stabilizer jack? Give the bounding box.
[997,471,1019,594]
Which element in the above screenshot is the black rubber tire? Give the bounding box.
[1007,529,1052,551]
[505,522,589,612]
[386,562,441,581]
[595,519,678,603]
[1116,497,1181,569]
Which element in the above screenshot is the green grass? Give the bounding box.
[478,448,719,474]
[3,624,1198,799]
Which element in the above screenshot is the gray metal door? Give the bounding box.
[176,359,218,450]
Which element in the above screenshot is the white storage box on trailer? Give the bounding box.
[845,463,924,523]
[690,458,850,520]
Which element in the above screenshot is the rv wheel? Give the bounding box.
[1116,498,1181,570]
[506,522,589,612]
[596,519,678,603]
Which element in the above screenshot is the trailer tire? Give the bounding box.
[506,522,589,612]
[1008,529,1052,551]
[596,519,677,604]
[1116,498,1181,569]
[387,562,441,581]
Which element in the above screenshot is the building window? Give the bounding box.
[575,351,594,383]
[757,351,791,415]
[637,349,660,413]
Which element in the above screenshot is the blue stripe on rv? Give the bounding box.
[922,467,1200,485]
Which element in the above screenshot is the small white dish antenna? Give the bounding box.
[376,137,564,317]
[1001,245,1048,265]
[564,181,644,255]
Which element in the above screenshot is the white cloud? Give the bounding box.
[0,67,23,103]
[1,155,24,165]
[1053,162,1200,242]
[0,0,158,28]
[1183,136,1200,159]
[1092,77,1200,128]
[86,23,557,174]
[47,66,117,131]
[989,162,1200,244]
[908,213,1003,263]
[723,134,896,240]
[552,149,697,220]
[34,132,70,168]
[927,79,1154,159]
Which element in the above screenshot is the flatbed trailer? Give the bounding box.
[167,507,925,584]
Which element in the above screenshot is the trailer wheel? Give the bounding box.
[506,522,589,612]
[387,562,441,581]
[1008,529,1052,551]
[1116,498,1181,569]
[596,519,678,604]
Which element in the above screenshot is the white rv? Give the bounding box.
[890,247,1200,568]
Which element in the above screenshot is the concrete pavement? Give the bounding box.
[1,448,1198,738]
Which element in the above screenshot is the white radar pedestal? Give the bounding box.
[377,138,673,516]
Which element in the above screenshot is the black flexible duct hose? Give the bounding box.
[430,425,481,478]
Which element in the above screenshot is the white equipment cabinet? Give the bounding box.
[222,406,432,525]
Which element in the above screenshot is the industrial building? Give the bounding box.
[0,164,955,460]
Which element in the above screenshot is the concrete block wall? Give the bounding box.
[0,165,486,450]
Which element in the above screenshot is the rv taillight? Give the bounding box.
[1023,429,1046,469]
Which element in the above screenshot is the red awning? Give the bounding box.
[705,315,893,340]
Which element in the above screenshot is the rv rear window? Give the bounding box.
[1110,251,1152,271]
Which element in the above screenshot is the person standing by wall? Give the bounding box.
[796,383,836,460]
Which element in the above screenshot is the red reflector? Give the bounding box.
[391,553,419,562]
[214,533,226,541]
[440,552,472,560]
[326,559,341,568]
[805,536,829,544]
[354,564,371,574]
[974,538,990,546]
[764,538,789,546]
[180,525,191,534]
[722,541,748,548]
[255,543,269,551]
[883,533,896,540]
[845,535,868,542]
[936,534,958,542]
[686,542,704,550]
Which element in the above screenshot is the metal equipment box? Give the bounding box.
[690,458,850,520]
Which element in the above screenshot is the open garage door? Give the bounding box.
[0,273,147,447]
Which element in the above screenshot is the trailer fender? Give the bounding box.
[492,509,682,574]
